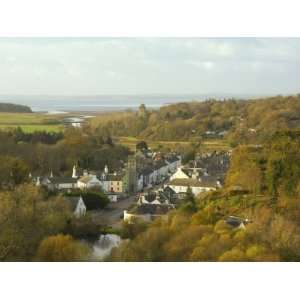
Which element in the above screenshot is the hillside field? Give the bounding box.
[115,136,231,152]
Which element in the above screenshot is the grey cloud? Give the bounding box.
[0,38,299,95]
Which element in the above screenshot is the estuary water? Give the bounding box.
[0,93,249,113]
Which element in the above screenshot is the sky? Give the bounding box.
[0,38,300,96]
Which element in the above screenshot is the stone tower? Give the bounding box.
[123,155,137,194]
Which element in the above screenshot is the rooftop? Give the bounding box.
[78,175,99,184]
[137,204,171,215]
[106,174,123,181]
[168,178,218,188]
[49,177,78,184]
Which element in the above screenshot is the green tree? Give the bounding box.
[0,156,29,188]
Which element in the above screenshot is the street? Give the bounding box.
[90,194,137,227]
[90,181,167,228]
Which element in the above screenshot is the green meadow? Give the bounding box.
[116,136,231,152]
[0,112,65,132]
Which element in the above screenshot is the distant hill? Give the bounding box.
[90,94,300,144]
[0,103,32,113]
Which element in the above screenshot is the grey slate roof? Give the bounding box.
[49,177,77,184]
[137,204,171,215]
[166,155,180,163]
[225,216,249,227]
[169,178,217,188]
[141,167,154,176]
[106,174,123,181]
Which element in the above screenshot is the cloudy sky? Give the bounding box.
[0,38,299,96]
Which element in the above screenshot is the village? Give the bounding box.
[32,144,231,228]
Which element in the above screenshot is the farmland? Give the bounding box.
[0,112,65,132]
[115,136,231,152]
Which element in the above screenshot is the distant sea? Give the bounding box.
[0,94,266,113]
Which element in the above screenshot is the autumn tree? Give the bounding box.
[36,234,89,261]
[0,184,70,261]
[0,155,29,188]
[226,145,262,194]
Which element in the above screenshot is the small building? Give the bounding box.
[101,173,123,193]
[77,174,102,190]
[43,177,78,190]
[124,204,171,224]
[225,216,251,229]
[166,178,218,196]
[100,165,124,193]
[65,196,87,218]
[106,174,123,193]
[170,167,190,180]
[137,189,176,207]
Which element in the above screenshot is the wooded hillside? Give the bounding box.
[109,130,300,262]
[0,103,32,113]
[91,94,300,144]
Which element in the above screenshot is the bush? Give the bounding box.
[64,215,102,239]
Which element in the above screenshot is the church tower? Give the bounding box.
[123,155,137,194]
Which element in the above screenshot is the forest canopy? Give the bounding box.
[91,94,300,144]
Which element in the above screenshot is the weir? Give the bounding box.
[92,234,122,260]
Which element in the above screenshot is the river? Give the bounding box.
[89,234,122,261]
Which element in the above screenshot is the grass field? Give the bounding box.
[0,112,65,132]
[116,136,231,152]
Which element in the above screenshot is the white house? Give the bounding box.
[137,192,172,206]
[123,204,171,224]
[107,193,118,202]
[66,196,86,218]
[77,174,102,190]
[166,178,217,196]
[154,161,169,182]
[170,167,190,180]
[124,210,151,223]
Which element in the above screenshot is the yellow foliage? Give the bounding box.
[218,248,246,262]
[36,234,88,262]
